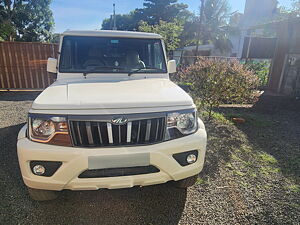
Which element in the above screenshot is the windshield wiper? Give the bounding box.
[83,66,125,78]
[81,66,164,78]
[128,68,144,76]
[128,67,164,76]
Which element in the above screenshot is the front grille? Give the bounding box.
[78,166,160,178]
[69,117,165,147]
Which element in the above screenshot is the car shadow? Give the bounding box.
[37,184,187,225]
[0,123,187,225]
[217,106,300,179]
[0,91,41,101]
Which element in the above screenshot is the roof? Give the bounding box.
[62,30,162,39]
[250,17,300,30]
[183,44,215,51]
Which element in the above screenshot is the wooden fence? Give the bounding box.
[0,41,58,90]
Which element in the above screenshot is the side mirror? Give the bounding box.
[167,60,177,74]
[47,58,57,73]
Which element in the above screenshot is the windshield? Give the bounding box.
[59,36,167,74]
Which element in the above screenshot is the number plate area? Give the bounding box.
[88,153,150,170]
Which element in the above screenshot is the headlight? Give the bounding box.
[165,109,198,140]
[31,119,56,139]
[28,114,71,146]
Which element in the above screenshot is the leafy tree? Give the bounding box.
[101,0,190,31]
[0,0,54,42]
[0,0,21,41]
[101,0,233,53]
[102,9,144,31]
[287,0,300,17]
[138,20,183,52]
[274,0,300,20]
[179,15,199,47]
[199,0,232,52]
[176,0,233,52]
[0,20,15,40]
[142,0,190,25]
[229,12,243,27]
[257,1,299,36]
[18,0,54,42]
[293,0,300,9]
[49,33,60,43]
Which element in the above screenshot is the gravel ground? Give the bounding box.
[0,91,299,225]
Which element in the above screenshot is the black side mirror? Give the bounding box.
[48,72,57,80]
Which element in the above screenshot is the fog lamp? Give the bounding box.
[173,150,198,166]
[186,154,197,164]
[32,165,45,175]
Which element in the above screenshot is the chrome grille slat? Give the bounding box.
[127,122,132,143]
[97,123,103,144]
[86,122,94,145]
[107,123,113,144]
[76,121,83,145]
[155,119,160,141]
[160,118,165,140]
[118,125,121,143]
[136,121,141,143]
[145,120,151,141]
[70,116,165,147]
[69,121,77,146]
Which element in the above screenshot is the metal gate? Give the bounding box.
[0,41,58,90]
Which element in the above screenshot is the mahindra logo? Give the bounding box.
[111,117,128,125]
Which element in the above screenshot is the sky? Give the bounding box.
[50,0,293,33]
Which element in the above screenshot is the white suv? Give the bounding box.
[17,30,207,201]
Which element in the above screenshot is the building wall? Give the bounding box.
[281,23,300,96]
[282,54,300,96]
[242,0,278,28]
[267,22,289,93]
[231,0,278,58]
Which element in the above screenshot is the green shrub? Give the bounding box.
[244,60,270,88]
[176,57,259,117]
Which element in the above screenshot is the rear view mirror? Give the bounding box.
[168,60,176,74]
[47,58,57,73]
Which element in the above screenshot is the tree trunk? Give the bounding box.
[195,0,205,60]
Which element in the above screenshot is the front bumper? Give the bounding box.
[17,124,207,191]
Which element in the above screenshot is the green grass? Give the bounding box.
[258,153,278,165]
[234,170,246,177]
[249,172,257,178]
[286,184,300,193]
[201,111,233,124]
[259,166,281,175]
[225,162,234,170]
[240,144,252,153]
[202,107,299,212]
[231,153,242,161]
[195,177,209,185]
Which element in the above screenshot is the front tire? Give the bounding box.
[27,187,59,201]
[173,174,198,188]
